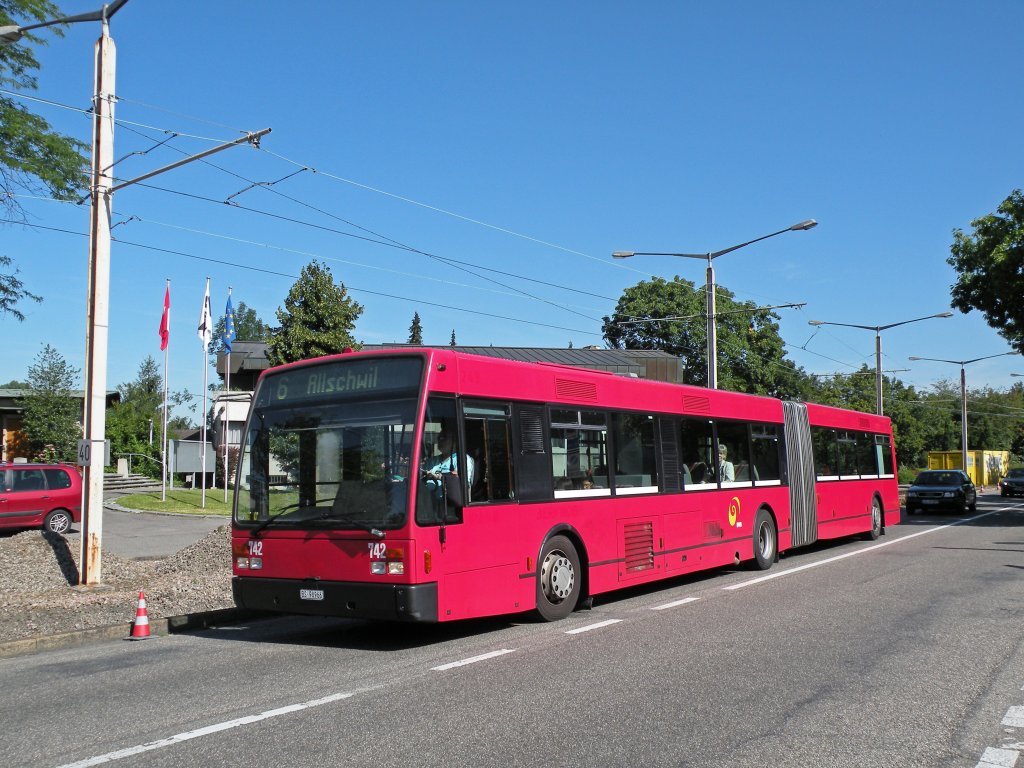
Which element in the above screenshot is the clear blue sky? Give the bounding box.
[3,1,1023,418]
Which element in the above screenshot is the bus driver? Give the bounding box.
[423,427,475,488]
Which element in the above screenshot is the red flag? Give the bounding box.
[159,283,170,351]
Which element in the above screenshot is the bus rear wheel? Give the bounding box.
[537,535,581,621]
[752,509,777,571]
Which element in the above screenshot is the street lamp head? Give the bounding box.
[0,25,25,44]
[908,356,923,361]
[936,311,954,318]
[612,251,635,259]
[790,219,818,231]
[807,320,825,326]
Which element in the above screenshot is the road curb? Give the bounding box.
[0,608,265,660]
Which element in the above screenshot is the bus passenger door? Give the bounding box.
[432,401,524,620]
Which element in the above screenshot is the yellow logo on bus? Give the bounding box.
[728,497,741,527]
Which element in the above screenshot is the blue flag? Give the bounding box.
[223,293,236,353]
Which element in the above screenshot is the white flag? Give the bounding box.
[197,278,213,351]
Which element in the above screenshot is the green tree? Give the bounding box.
[166,389,195,432]
[107,358,195,476]
[2,1,89,319]
[0,254,41,320]
[948,190,1024,352]
[208,300,272,368]
[21,343,79,461]
[602,275,811,397]
[106,357,163,476]
[266,260,363,366]
[408,312,423,344]
[1,0,89,221]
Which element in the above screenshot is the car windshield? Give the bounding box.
[914,471,962,486]
[1007,469,1024,479]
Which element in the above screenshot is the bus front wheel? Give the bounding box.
[537,535,581,621]
[864,497,882,540]
[752,509,777,571]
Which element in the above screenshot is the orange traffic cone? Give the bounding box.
[128,590,152,640]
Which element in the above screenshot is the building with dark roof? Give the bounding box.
[0,388,120,462]
[216,343,684,386]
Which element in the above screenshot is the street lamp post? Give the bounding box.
[908,351,1021,478]
[808,312,953,415]
[614,219,817,389]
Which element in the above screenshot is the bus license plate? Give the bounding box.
[300,589,325,601]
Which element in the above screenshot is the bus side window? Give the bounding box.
[750,423,780,482]
[464,401,515,503]
[812,426,837,479]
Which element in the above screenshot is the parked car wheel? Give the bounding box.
[44,509,73,534]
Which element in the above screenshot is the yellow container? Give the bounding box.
[927,450,1011,486]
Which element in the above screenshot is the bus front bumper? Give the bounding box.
[232,576,438,622]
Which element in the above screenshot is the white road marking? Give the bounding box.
[54,690,364,767]
[976,747,1019,767]
[725,510,999,591]
[1004,707,1024,728]
[650,596,701,611]
[431,648,515,671]
[565,619,622,634]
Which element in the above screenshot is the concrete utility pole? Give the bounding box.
[1,1,270,584]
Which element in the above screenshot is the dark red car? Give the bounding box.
[0,463,82,534]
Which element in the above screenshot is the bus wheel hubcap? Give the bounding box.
[543,553,573,601]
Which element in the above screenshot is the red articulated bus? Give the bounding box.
[231,348,898,622]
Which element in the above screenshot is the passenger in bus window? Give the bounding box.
[718,444,735,482]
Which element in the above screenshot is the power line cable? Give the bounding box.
[0,218,603,337]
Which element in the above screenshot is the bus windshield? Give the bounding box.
[234,357,423,531]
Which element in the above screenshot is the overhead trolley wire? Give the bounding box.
[0,217,602,338]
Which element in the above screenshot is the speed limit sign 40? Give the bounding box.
[77,440,92,466]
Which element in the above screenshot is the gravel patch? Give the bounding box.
[0,525,234,644]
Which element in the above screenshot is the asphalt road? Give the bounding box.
[81,504,228,559]
[4,495,1024,767]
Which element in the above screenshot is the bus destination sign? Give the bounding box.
[258,357,423,406]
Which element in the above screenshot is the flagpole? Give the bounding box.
[161,279,170,502]
[198,277,211,509]
[223,286,232,504]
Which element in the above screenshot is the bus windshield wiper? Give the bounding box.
[316,508,385,538]
[250,497,333,535]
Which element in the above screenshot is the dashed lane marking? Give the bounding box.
[1004,707,1024,728]
[650,596,701,611]
[565,619,623,635]
[976,747,1019,767]
[431,648,516,671]
[54,689,367,767]
[725,510,999,592]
